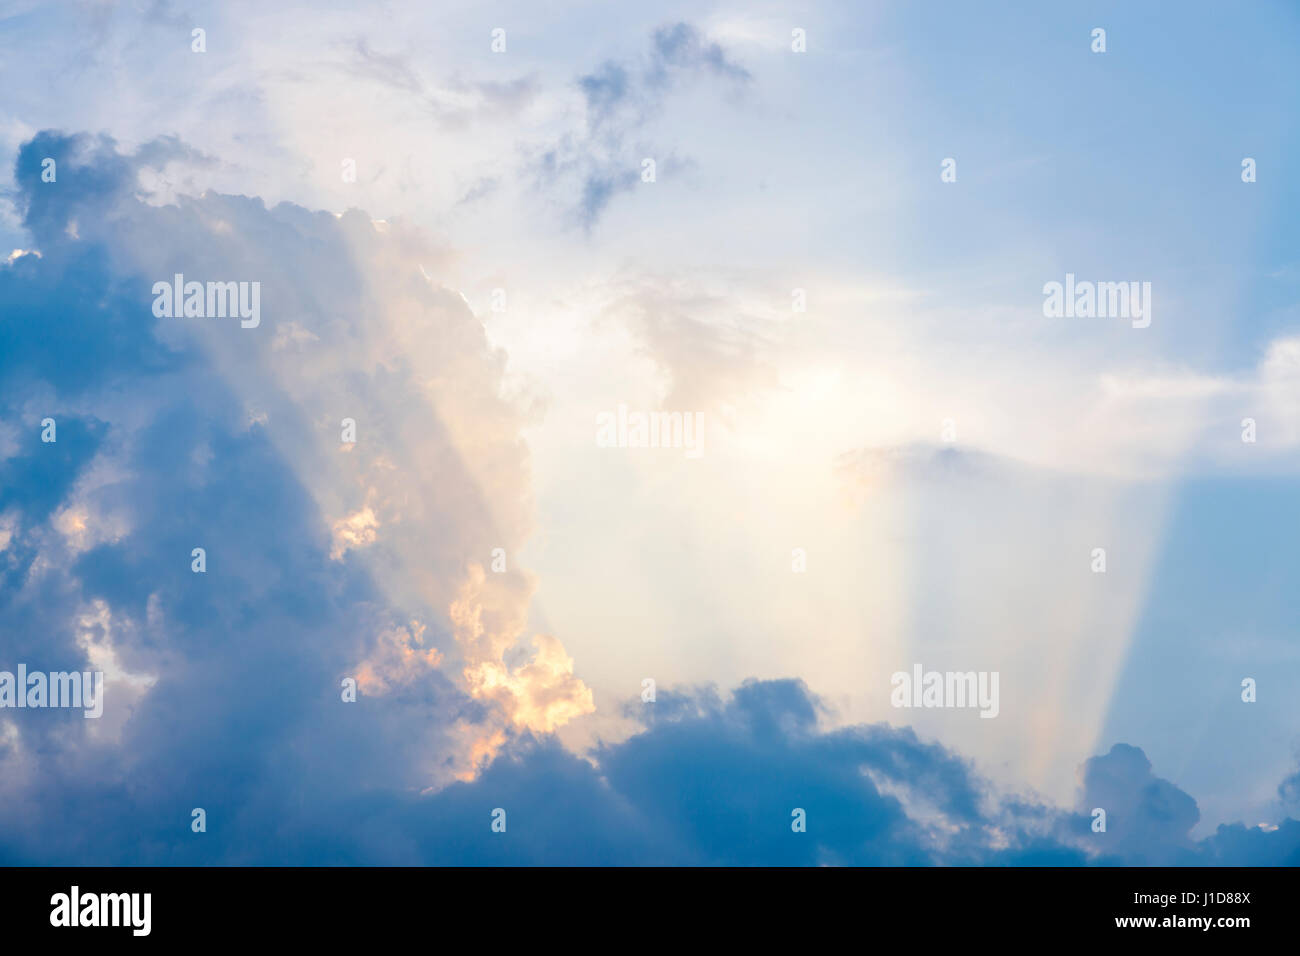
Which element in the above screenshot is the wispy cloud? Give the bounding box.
[531,21,751,229]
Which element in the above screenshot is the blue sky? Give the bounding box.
[0,1,1299,864]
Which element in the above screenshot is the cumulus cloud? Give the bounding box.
[401,681,1299,866]
[1077,744,1201,864]
[6,670,1279,865]
[0,130,591,832]
[1075,743,1300,867]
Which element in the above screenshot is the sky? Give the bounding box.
[0,0,1298,865]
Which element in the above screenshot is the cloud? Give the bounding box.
[578,62,633,131]
[401,681,1299,866]
[1077,744,1201,864]
[0,131,592,859]
[1073,743,1300,866]
[533,22,750,229]
[340,38,540,130]
[595,273,781,411]
[455,176,499,207]
[343,38,424,95]
[648,22,751,85]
